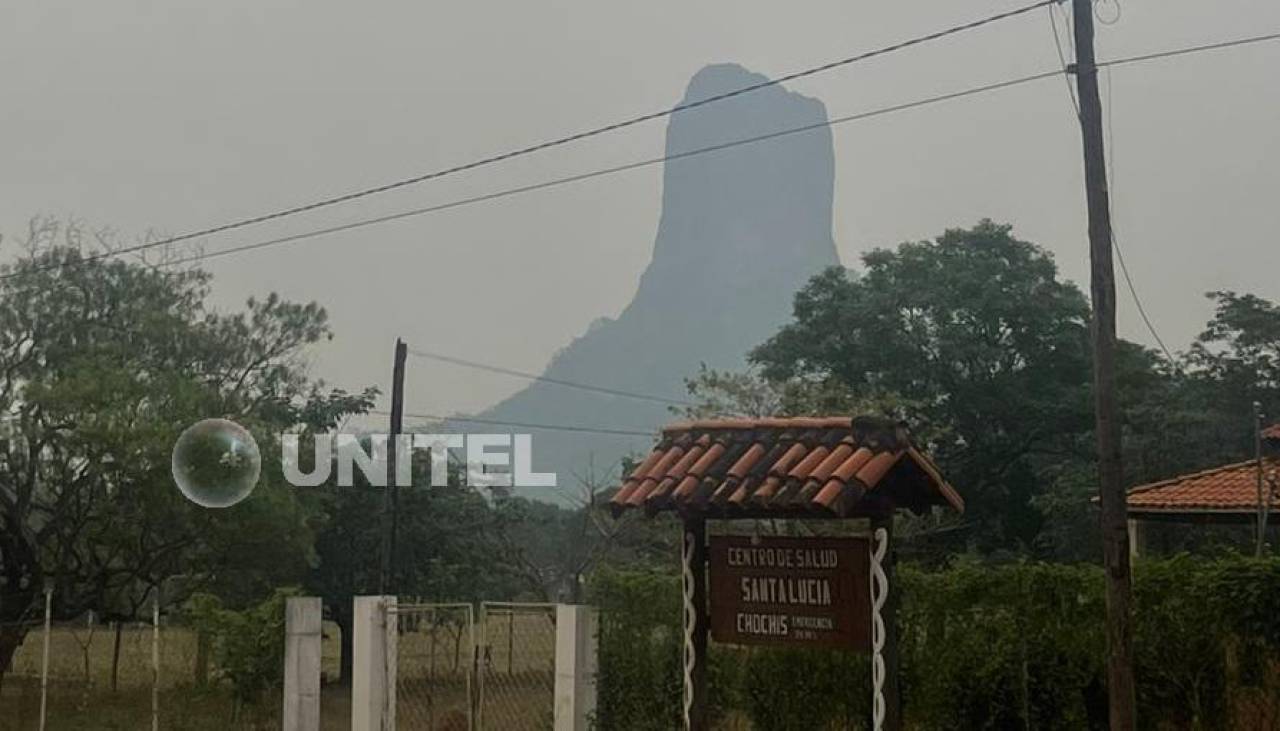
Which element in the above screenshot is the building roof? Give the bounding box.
[609,416,963,519]
[1126,456,1280,516]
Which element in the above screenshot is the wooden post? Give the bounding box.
[1071,1,1136,727]
[681,518,709,731]
[1256,402,1267,557]
[869,516,901,731]
[380,338,408,594]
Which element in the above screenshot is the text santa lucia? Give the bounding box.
[729,546,840,607]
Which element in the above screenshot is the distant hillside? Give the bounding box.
[473,63,840,502]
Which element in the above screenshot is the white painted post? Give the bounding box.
[282,597,323,731]
[151,596,160,731]
[351,596,397,731]
[553,604,598,731]
[38,586,52,731]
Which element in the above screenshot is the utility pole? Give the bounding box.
[1070,0,1136,728]
[379,338,408,594]
[1256,401,1267,556]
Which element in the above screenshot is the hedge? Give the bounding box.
[589,556,1280,730]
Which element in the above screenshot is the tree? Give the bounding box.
[0,219,372,685]
[749,221,1094,549]
[488,462,647,604]
[307,445,518,684]
[1186,290,1280,451]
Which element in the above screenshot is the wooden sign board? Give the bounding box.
[708,535,870,651]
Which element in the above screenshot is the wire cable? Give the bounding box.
[33,69,1063,279]
[373,409,654,437]
[1048,4,1081,116]
[406,347,690,407]
[1097,31,1280,69]
[6,29,1278,290]
[1095,0,1122,27]
[1101,64,1180,368]
[1046,0,1175,365]
[0,0,1059,284]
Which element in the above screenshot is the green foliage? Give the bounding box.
[900,561,1107,730]
[185,589,296,709]
[748,221,1093,549]
[0,218,375,684]
[591,556,1280,730]
[684,221,1280,559]
[738,648,870,730]
[306,453,518,683]
[589,568,684,731]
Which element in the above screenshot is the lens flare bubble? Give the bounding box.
[171,418,261,508]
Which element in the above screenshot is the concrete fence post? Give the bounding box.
[351,596,397,731]
[553,604,598,731]
[282,596,323,731]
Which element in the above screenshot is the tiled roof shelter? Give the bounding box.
[610,416,963,518]
[1126,457,1280,520]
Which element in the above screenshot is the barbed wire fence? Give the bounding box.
[0,590,208,731]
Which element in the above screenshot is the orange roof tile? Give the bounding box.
[610,416,963,518]
[1126,457,1280,515]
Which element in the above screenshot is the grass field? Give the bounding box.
[0,622,348,730]
[1,611,560,730]
[5,621,345,688]
[394,606,557,730]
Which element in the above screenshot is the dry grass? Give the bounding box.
[394,607,558,730]
[1,623,349,730]
[7,623,196,690]
[2,612,559,729]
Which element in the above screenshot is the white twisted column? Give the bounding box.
[681,529,696,728]
[869,527,889,731]
[679,519,709,730]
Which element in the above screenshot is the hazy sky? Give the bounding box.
[4,0,1278,422]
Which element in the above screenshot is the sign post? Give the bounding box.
[869,516,900,731]
[681,518,710,731]
[610,416,961,731]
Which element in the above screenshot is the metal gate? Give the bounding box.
[392,602,475,730]
[477,602,557,730]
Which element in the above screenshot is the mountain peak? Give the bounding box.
[476,64,841,501]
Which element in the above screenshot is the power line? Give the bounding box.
[0,0,1058,284]
[1048,3,1081,116]
[7,29,1278,290]
[34,69,1065,279]
[405,347,690,407]
[1096,30,1280,69]
[372,409,654,437]
[1047,1,1171,364]
[1102,63,1180,368]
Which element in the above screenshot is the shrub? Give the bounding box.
[591,556,1280,730]
[185,588,296,716]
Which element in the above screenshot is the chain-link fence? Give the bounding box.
[393,602,475,731]
[477,602,556,731]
